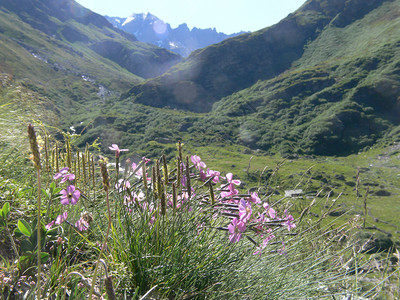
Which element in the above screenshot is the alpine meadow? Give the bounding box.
[0,0,399,299]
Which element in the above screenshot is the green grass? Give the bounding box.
[3,128,397,299]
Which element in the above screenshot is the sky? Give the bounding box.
[75,0,306,34]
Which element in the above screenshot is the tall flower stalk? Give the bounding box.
[28,124,42,299]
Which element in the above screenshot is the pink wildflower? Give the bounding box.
[54,167,75,183]
[199,169,207,181]
[60,173,75,183]
[220,173,241,199]
[239,199,252,222]
[206,168,220,183]
[55,211,68,225]
[228,217,246,243]
[115,179,131,191]
[278,241,286,255]
[226,173,241,186]
[60,185,80,205]
[220,183,239,199]
[53,167,69,180]
[253,229,275,255]
[263,202,276,219]
[191,155,206,170]
[131,162,151,182]
[75,218,89,231]
[109,144,128,158]
[283,210,296,231]
[249,192,261,204]
[45,220,55,230]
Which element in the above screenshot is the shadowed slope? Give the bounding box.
[125,0,393,112]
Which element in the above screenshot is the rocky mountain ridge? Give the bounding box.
[106,13,246,57]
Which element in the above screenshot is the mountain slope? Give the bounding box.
[209,0,400,155]
[124,0,396,113]
[0,0,181,86]
[106,13,246,57]
[114,0,400,156]
[0,0,182,137]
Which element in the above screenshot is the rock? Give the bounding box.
[328,209,347,217]
[334,174,345,181]
[243,148,252,154]
[373,190,391,196]
[357,232,395,254]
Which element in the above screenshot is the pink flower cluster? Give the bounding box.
[53,167,80,205]
[188,155,296,255]
[47,167,88,232]
[109,148,296,256]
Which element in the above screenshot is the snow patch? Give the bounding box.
[122,15,136,26]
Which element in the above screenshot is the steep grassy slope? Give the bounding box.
[124,0,395,112]
[0,0,181,79]
[117,0,400,156]
[211,0,400,155]
[0,0,182,147]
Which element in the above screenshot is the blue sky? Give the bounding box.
[75,0,306,34]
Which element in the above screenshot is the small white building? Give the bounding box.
[285,189,303,198]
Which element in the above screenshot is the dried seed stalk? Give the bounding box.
[186,156,191,200]
[176,158,181,194]
[27,124,42,300]
[172,182,177,215]
[28,124,41,170]
[99,156,110,192]
[152,166,157,198]
[162,154,169,184]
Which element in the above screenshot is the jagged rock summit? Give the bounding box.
[106,13,246,57]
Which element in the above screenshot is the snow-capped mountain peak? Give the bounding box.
[105,13,247,57]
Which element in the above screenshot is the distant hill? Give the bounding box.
[0,0,181,134]
[122,0,400,155]
[106,13,247,57]
[0,0,181,80]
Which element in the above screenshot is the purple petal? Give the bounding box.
[60,197,69,205]
[237,221,246,232]
[66,185,75,193]
[109,144,119,151]
[229,233,236,243]
[228,223,235,234]
[45,220,55,230]
[226,173,233,182]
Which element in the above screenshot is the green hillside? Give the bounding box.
[118,0,400,156]
[0,0,181,133]
[211,0,400,155]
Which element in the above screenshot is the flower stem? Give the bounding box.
[88,190,111,299]
[37,168,42,299]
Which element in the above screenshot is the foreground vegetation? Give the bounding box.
[0,122,399,299]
